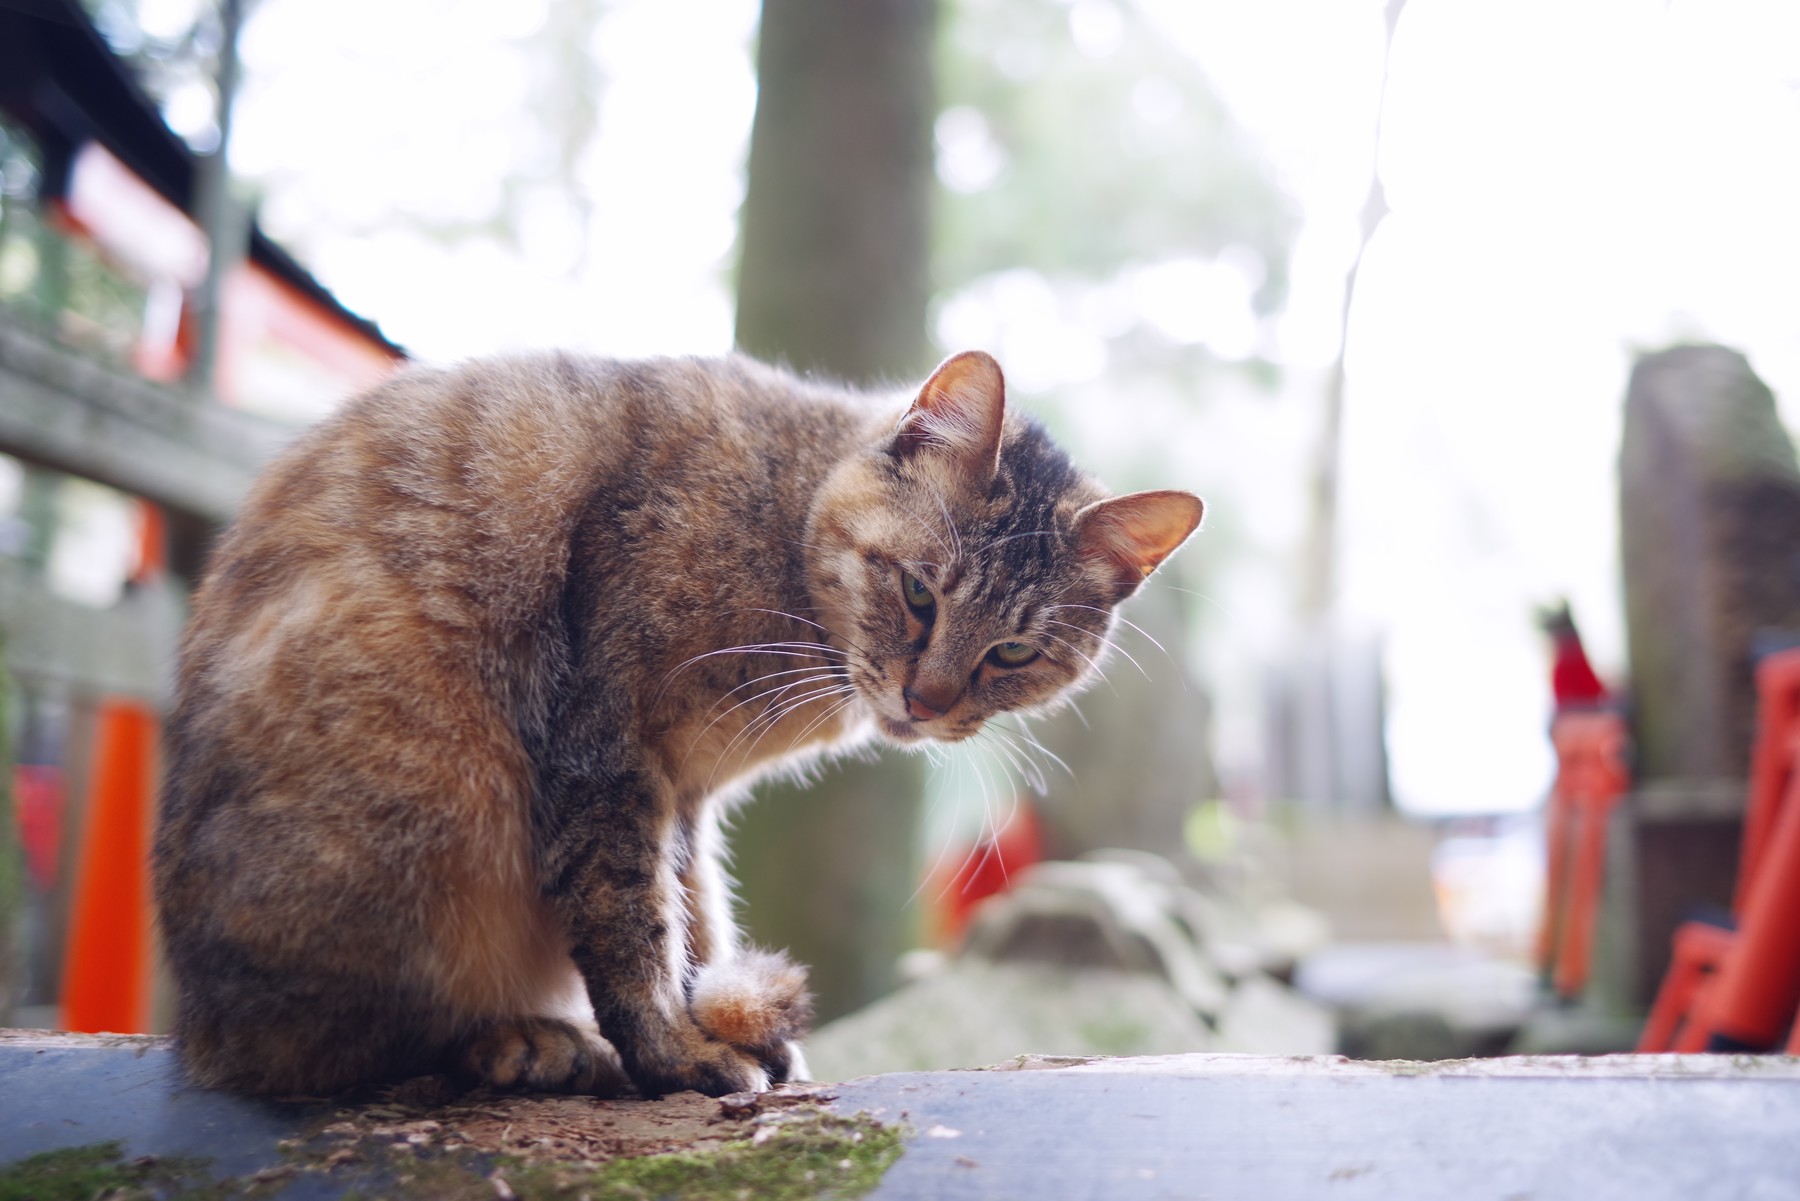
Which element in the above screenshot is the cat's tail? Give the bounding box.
[689,947,813,1082]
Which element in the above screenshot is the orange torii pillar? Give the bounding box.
[61,697,159,1034]
[1682,754,1800,1051]
[1539,711,1630,1000]
[1642,648,1800,1051]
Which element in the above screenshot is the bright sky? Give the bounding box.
[194,0,1800,815]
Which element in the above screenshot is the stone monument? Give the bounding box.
[1613,344,1800,1001]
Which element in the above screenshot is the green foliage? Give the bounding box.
[0,117,147,358]
[0,122,47,315]
[936,0,1296,312]
[58,235,152,359]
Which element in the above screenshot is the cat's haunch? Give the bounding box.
[152,349,1201,1098]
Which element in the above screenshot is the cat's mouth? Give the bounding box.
[876,712,981,745]
[879,714,929,743]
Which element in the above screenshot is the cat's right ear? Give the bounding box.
[891,350,1006,480]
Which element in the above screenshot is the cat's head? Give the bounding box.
[806,350,1202,745]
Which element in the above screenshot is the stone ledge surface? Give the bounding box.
[3,1032,1798,1200]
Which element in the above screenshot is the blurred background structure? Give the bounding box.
[3,0,1800,1065]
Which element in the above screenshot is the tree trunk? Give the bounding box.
[734,0,935,382]
[730,0,937,1023]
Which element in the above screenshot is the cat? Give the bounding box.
[152,348,1203,1099]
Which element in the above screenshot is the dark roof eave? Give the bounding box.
[0,0,407,359]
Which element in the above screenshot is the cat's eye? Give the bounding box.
[900,570,935,615]
[987,641,1039,668]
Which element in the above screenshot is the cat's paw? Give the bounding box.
[690,948,813,1054]
[456,1016,627,1095]
[625,1031,770,1100]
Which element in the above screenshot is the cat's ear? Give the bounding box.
[1074,490,1204,600]
[892,350,1006,480]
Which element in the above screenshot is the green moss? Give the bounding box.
[0,1141,219,1201]
[507,1109,904,1201]
[332,1149,500,1201]
[0,1099,901,1201]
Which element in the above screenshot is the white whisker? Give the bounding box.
[730,607,875,660]
[680,671,850,778]
[1040,629,1117,696]
[654,641,845,705]
[1004,715,1074,782]
[704,682,859,790]
[1047,603,1174,666]
[1045,618,1148,681]
[926,484,963,564]
[907,751,969,910]
[691,669,847,745]
[981,727,1046,796]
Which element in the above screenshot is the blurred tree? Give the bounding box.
[927,0,1296,855]
[730,0,937,1023]
[735,0,935,381]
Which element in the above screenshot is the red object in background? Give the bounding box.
[127,500,165,587]
[1537,711,1631,998]
[933,802,1044,945]
[1639,921,1737,1051]
[1535,601,1626,998]
[12,763,67,892]
[1640,648,1800,1052]
[1546,606,1610,710]
[61,699,158,1034]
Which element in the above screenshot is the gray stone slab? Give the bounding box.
[4,1034,1800,1200]
[0,1035,318,1177]
[828,1054,1800,1201]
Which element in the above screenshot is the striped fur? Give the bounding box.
[153,350,1201,1098]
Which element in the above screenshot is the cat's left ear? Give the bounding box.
[1074,490,1205,601]
[892,350,1006,481]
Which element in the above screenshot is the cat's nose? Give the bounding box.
[904,686,953,721]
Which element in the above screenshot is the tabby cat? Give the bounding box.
[153,349,1202,1099]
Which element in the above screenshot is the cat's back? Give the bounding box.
[191,353,849,638]
[162,351,861,843]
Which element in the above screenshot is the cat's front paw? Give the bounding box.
[618,1023,771,1099]
[456,1016,627,1095]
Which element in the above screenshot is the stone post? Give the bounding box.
[1612,344,1800,1003]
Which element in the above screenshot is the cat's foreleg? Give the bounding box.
[543,773,772,1098]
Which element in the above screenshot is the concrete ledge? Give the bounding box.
[831,1051,1800,1200]
[4,1031,1798,1199]
[993,1049,1800,1079]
